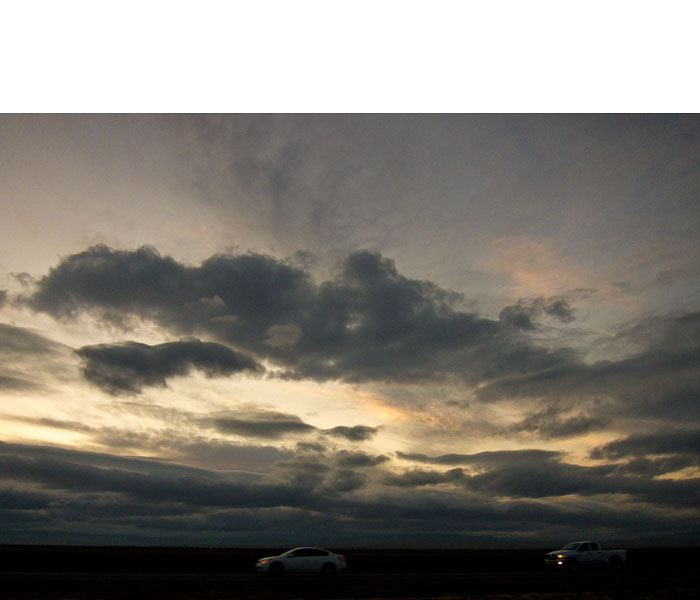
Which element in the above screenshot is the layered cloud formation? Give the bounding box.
[23,245,700,437]
[2,114,699,547]
[26,245,582,387]
[2,437,698,546]
[1,243,698,545]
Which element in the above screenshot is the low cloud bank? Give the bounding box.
[1,442,698,546]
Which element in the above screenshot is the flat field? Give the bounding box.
[1,546,698,599]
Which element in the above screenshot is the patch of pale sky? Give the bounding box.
[0,420,90,448]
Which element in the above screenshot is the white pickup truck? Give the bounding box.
[545,541,627,569]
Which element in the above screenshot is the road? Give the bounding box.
[2,569,699,599]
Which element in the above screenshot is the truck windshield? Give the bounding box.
[562,543,580,550]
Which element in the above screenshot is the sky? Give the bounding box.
[1,113,699,548]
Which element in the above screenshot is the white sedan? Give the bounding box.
[255,547,347,574]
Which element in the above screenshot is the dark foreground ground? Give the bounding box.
[1,546,699,599]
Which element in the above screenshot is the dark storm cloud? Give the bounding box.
[27,245,191,321]
[296,441,326,453]
[0,486,55,510]
[324,425,380,441]
[464,461,700,509]
[396,449,563,466]
[0,442,310,509]
[268,454,370,494]
[611,455,700,478]
[270,457,330,489]
[384,467,465,487]
[12,272,35,287]
[334,487,693,540]
[2,442,699,546]
[509,407,609,439]
[616,311,700,354]
[211,410,316,439]
[334,450,390,468]
[288,249,504,383]
[25,244,580,387]
[268,452,377,494]
[20,243,700,440]
[8,412,296,472]
[477,311,700,425]
[545,298,575,322]
[170,440,294,472]
[499,296,575,330]
[462,459,617,499]
[0,290,7,308]
[6,409,378,468]
[589,429,700,460]
[322,468,367,493]
[614,268,693,297]
[206,406,379,442]
[76,338,262,394]
[498,304,537,330]
[395,448,700,509]
[26,244,314,351]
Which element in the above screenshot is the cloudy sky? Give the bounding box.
[1,114,699,547]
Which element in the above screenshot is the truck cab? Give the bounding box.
[545,541,626,570]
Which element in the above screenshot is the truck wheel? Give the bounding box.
[566,558,578,572]
[609,556,622,570]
